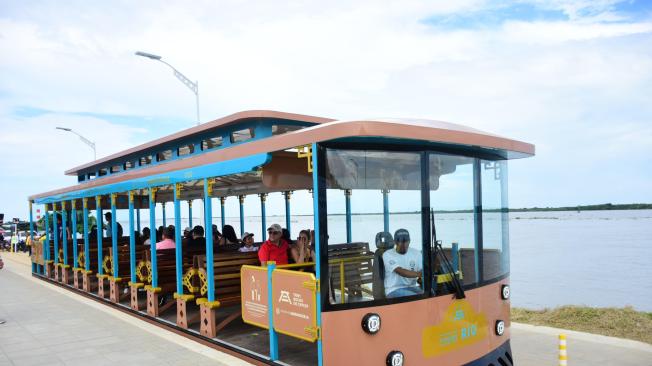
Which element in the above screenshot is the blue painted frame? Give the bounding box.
[71,200,77,270]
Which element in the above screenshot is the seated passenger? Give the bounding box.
[290,229,314,263]
[183,227,192,240]
[219,225,239,246]
[190,226,206,248]
[142,227,151,245]
[383,229,423,298]
[89,225,98,241]
[155,227,175,250]
[239,232,258,252]
[258,224,289,265]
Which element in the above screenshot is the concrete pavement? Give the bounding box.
[0,252,252,366]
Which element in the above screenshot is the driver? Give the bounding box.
[383,228,423,298]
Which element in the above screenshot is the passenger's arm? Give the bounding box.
[394,267,422,279]
[290,246,302,263]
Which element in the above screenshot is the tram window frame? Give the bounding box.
[123,160,135,170]
[201,136,223,150]
[321,147,429,310]
[87,172,96,180]
[480,159,510,283]
[272,124,303,135]
[139,155,153,166]
[230,128,254,143]
[178,143,195,157]
[110,164,122,174]
[98,167,108,177]
[156,149,172,162]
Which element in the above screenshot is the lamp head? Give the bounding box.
[135,51,162,60]
[56,127,71,131]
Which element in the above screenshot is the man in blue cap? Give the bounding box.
[383,228,423,298]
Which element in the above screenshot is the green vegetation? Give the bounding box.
[508,203,652,212]
[511,306,652,344]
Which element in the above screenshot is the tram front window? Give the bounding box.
[481,160,509,281]
[324,149,424,304]
[429,154,477,289]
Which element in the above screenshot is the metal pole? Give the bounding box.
[62,202,68,267]
[111,193,118,278]
[136,206,141,233]
[149,188,158,288]
[29,201,35,273]
[345,189,352,243]
[267,262,278,361]
[71,200,78,271]
[96,196,103,275]
[44,208,50,265]
[312,143,323,366]
[204,179,215,302]
[174,184,183,295]
[83,198,90,271]
[382,189,390,233]
[188,200,193,228]
[220,197,225,230]
[239,195,245,238]
[195,81,200,125]
[129,192,136,285]
[162,202,167,227]
[260,194,267,241]
[284,191,292,236]
[53,203,59,267]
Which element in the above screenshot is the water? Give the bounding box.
[127,209,652,311]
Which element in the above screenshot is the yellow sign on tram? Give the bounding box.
[422,300,488,358]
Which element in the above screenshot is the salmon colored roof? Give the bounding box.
[31,111,534,200]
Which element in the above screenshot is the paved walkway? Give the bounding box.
[1,252,651,366]
[0,253,252,366]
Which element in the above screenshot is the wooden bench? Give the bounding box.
[327,242,374,304]
[192,251,260,337]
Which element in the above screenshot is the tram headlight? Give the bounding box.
[386,350,404,366]
[361,313,381,334]
[501,285,510,300]
[495,320,505,336]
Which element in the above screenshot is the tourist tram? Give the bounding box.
[28,110,534,366]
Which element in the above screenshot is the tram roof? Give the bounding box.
[30,110,534,203]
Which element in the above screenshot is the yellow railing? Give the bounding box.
[328,254,374,304]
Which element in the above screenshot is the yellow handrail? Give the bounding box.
[327,254,374,265]
[339,260,345,304]
[277,262,315,269]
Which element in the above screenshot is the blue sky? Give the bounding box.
[0,0,651,220]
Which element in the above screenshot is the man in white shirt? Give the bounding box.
[383,229,423,298]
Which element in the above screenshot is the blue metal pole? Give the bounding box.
[188,200,193,228]
[149,189,158,288]
[174,184,183,295]
[53,203,59,267]
[129,192,136,284]
[111,194,118,277]
[96,196,103,275]
[220,197,225,230]
[284,191,292,236]
[44,208,50,263]
[382,189,389,233]
[345,189,352,243]
[260,194,267,241]
[29,201,35,273]
[267,262,278,361]
[162,202,167,227]
[312,143,323,366]
[71,200,78,271]
[83,198,90,271]
[136,206,141,233]
[204,179,215,302]
[239,195,245,238]
[62,202,68,267]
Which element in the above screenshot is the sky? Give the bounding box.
[0,0,651,221]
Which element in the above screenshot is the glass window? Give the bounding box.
[481,160,509,281]
[272,124,303,135]
[98,168,108,177]
[230,128,254,143]
[87,172,96,180]
[178,144,195,157]
[429,154,477,291]
[325,149,424,304]
[201,136,223,150]
[110,164,121,173]
[139,155,153,166]
[124,160,135,170]
[156,149,172,162]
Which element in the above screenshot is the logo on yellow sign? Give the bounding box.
[422,300,488,358]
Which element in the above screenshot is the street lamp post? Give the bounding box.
[135,51,200,126]
[55,127,96,160]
